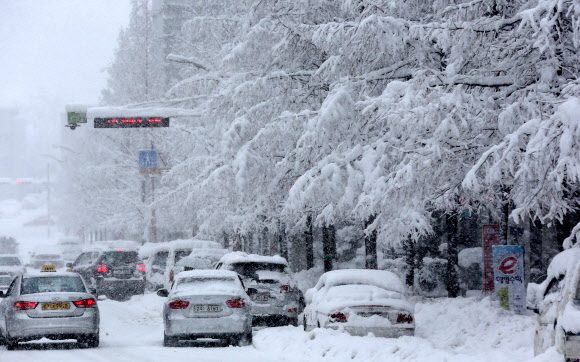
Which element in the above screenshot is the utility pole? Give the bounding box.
[150,140,157,243]
[47,163,50,238]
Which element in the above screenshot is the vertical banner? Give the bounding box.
[492,245,526,314]
[482,224,501,294]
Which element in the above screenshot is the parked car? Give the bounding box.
[29,253,65,269]
[169,248,229,284]
[0,254,25,275]
[157,270,252,347]
[70,245,146,301]
[216,252,300,326]
[0,269,99,349]
[529,248,580,361]
[303,269,415,338]
[142,239,225,291]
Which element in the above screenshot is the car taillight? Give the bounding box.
[139,263,146,272]
[73,298,97,308]
[280,285,296,293]
[13,301,38,310]
[169,300,190,309]
[169,269,174,283]
[97,264,108,273]
[226,298,246,308]
[397,313,413,323]
[329,312,347,322]
[288,308,297,313]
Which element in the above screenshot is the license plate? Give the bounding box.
[42,302,70,310]
[250,293,269,302]
[114,270,132,277]
[193,304,222,312]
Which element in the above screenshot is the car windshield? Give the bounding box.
[176,277,237,293]
[229,262,286,278]
[0,256,21,266]
[21,276,86,294]
[103,251,139,265]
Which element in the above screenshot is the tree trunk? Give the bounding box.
[365,215,378,269]
[305,214,314,269]
[223,231,229,250]
[404,237,415,287]
[279,221,288,261]
[446,213,459,298]
[322,224,336,272]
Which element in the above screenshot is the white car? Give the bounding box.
[303,269,415,338]
[157,270,252,347]
[529,248,580,361]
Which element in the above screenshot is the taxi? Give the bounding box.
[0,264,100,349]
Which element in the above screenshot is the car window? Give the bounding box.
[544,275,564,297]
[0,256,21,266]
[103,251,139,265]
[21,276,86,294]
[5,277,17,296]
[229,262,286,278]
[176,277,237,292]
[75,253,91,266]
[575,278,580,301]
[152,251,169,267]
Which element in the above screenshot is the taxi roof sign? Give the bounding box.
[41,264,57,272]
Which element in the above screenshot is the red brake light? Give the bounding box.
[329,312,347,323]
[73,298,97,308]
[116,250,124,252]
[288,308,297,313]
[169,300,190,309]
[397,313,413,323]
[13,301,38,310]
[97,264,108,273]
[169,269,174,282]
[280,285,296,293]
[226,299,246,308]
[139,263,146,272]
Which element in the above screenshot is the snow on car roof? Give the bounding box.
[83,240,140,252]
[315,269,404,293]
[23,271,82,278]
[176,269,239,280]
[458,247,482,268]
[218,252,288,266]
[547,248,580,279]
[139,239,222,259]
[188,248,228,258]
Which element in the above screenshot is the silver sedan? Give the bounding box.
[0,271,99,349]
[157,270,252,347]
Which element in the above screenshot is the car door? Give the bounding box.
[0,276,18,335]
[536,275,564,354]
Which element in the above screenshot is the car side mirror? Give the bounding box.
[66,262,73,268]
[0,291,4,298]
[89,287,97,295]
[247,288,258,296]
[157,289,169,297]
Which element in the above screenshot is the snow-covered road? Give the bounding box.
[0,293,560,361]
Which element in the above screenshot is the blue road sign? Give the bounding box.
[139,150,157,169]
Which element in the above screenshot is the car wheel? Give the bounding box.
[237,331,252,346]
[163,333,179,347]
[80,333,99,348]
[289,317,299,327]
[5,338,17,350]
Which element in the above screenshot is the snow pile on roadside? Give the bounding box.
[254,296,538,361]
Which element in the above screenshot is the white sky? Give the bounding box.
[0,0,131,107]
[0,0,131,177]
